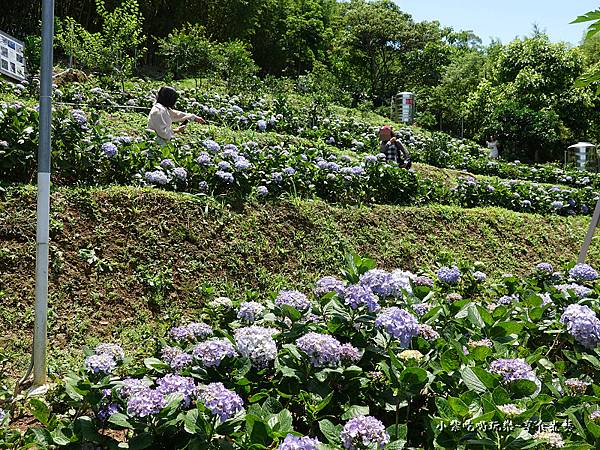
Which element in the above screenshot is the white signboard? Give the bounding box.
[0,31,26,81]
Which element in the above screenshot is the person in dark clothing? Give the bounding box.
[378,125,412,169]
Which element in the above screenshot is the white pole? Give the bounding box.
[33,0,55,387]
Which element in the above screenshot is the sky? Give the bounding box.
[396,0,599,46]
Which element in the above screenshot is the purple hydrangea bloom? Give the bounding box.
[569,264,598,281]
[118,378,152,399]
[314,276,346,297]
[218,160,232,171]
[203,140,221,152]
[341,415,390,449]
[173,167,187,181]
[536,262,554,274]
[199,382,244,421]
[85,353,117,375]
[94,343,125,361]
[234,326,278,367]
[160,158,175,169]
[127,389,167,417]
[275,290,311,312]
[412,303,433,317]
[193,339,237,367]
[551,200,563,209]
[413,276,434,288]
[296,333,342,367]
[161,346,192,370]
[339,343,361,362]
[234,157,252,170]
[437,266,461,284]
[145,170,168,185]
[473,271,487,282]
[360,269,393,297]
[72,109,87,125]
[343,285,380,312]
[418,324,440,340]
[101,142,117,157]
[156,374,197,407]
[555,283,592,299]
[196,152,212,165]
[489,358,537,383]
[257,185,268,196]
[257,120,267,131]
[283,167,296,175]
[498,294,519,305]
[375,307,419,347]
[97,403,119,422]
[237,301,266,322]
[326,137,336,145]
[560,304,600,348]
[216,170,234,184]
[169,322,213,342]
[278,434,320,450]
[272,172,283,183]
[199,181,209,192]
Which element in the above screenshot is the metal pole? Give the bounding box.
[33,0,55,387]
[578,197,600,264]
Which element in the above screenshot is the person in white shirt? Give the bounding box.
[147,86,205,142]
[486,135,499,159]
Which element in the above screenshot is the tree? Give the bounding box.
[158,24,215,86]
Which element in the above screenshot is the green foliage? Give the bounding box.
[215,40,258,91]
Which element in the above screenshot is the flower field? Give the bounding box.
[2,256,600,448]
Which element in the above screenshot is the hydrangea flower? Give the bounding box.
[565,378,589,394]
[257,120,267,131]
[498,404,525,418]
[314,276,346,297]
[234,326,278,367]
[257,185,268,196]
[437,266,461,284]
[296,333,343,367]
[193,339,237,367]
[341,415,390,449]
[101,142,117,157]
[375,307,419,347]
[209,297,233,310]
[398,350,423,361]
[590,411,600,423]
[169,322,213,342]
[160,346,193,370]
[0,408,7,424]
[160,158,175,169]
[278,435,320,450]
[560,304,600,348]
[413,276,434,288]
[85,353,117,375]
[145,170,168,185]
[473,271,487,282]
[418,324,439,340]
[127,389,167,417]
[569,263,598,281]
[173,167,187,181]
[555,283,592,299]
[275,290,311,312]
[339,343,361,362]
[533,431,564,448]
[467,338,493,348]
[156,374,197,406]
[97,403,119,422]
[216,170,234,184]
[536,262,554,274]
[118,378,152,399]
[360,269,393,297]
[490,358,536,383]
[343,285,380,312]
[199,181,209,192]
[196,152,212,165]
[412,303,433,317]
[203,140,221,152]
[199,382,244,421]
[94,343,125,361]
[237,301,266,322]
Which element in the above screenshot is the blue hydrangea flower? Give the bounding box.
[160,158,175,169]
[296,333,342,367]
[199,382,244,421]
[234,326,278,367]
[375,307,418,347]
[569,264,598,281]
[561,304,600,348]
[536,262,554,274]
[156,374,197,407]
[196,152,212,165]
[101,142,117,157]
[278,434,320,450]
[199,181,209,192]
[341,415,390,449]
[314,276,346,297]
[234,157,252,170]
[173,167,187,181]
[216,170,234,184]
[127,389,167,417]
[193,339,237,367]
[97,403,119,422]
[489,358,537,383]
[94,343,125,361]
[413,276,434,287]
[275,290,311,312]
[160,346,193,370]
[85,353,117,375]
[203,140,221,152]
[237,301,266,322]
[473,271,487,282]
[272,172,283,183]
[169,322,213,342]
[283,167,296,175]
[257,120,267,131]
[343,285,380,312]
[360,269,393,297]
[145,170,168,185]
[437,266,461,284]
[555,283,592,299]
[257,185,268,196]
[118,378,152,399]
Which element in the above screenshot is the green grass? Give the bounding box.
[1,185,600,377]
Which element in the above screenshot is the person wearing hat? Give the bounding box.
[379,125,411,169]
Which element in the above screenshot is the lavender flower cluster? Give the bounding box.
[314,276,346,297]
[127,389,167,417]
[160,346,193,370]
[169,322,213,342]
[84,343,125,375]
[296,333,358,367]
[560,304,600,348]
[156,374,197,407]
[489,358,537,383]
[193,339,237,367]
[375,307,419,347]
[437,266,461,284]
[199,382,244,421]
[343,284,380,312]
[569,263,598,282]
[278,434,320,450]
[340,415,390,449]
[234,326,278,367]
[275,290,311,312]
[237,301,266,322]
